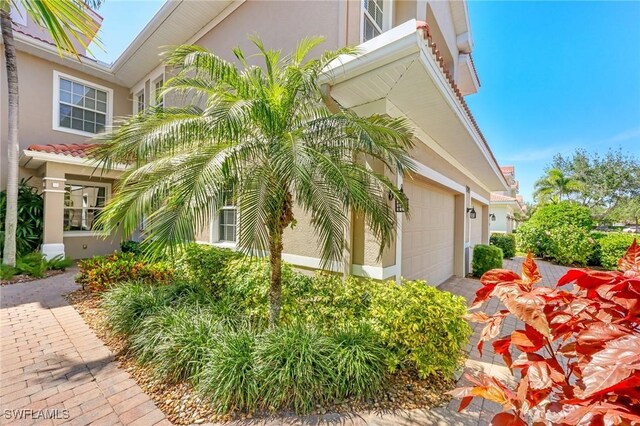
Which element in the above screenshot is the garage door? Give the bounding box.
[470,201,484,248]
[402,180,455,285]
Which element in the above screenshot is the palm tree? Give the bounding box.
[94,38,415,326]
[533,168,582,204]
[1,0,102,266]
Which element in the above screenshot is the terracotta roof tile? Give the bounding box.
[491,193,517,202]
[27,143,96,158]
[500,166,515,174]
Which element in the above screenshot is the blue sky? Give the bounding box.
[91,1,640,202]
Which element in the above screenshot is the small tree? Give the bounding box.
[94,38,415,326]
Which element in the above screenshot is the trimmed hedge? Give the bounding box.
[472,244,503,278]
[599,233,636,270]
[490,233,516,258]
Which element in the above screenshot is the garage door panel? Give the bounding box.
[402,180,455,285]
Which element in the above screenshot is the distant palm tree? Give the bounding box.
[1,0,102,266]
[533,168,582,203]
[94,38,415,326]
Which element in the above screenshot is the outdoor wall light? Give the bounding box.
[490,213,496,221]
[467,207,477,219]
[389,185,407,213]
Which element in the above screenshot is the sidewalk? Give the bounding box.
[0,270,170,426]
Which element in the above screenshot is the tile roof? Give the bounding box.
[27,143,96,158]
[491,193,518,202]
[500,166,515,174]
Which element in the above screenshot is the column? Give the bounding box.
[41,163,66,260]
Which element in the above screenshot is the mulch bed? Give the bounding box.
[1,269,65,286]
[65,289,454,425]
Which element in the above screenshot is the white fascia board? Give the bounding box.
[471,191,490,205]
[410,159,466,194]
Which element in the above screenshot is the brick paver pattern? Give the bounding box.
[0,271,170,426]
[0,258,571,426]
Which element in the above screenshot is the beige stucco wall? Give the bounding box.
[469,200,484,247]
[490,204,514,234]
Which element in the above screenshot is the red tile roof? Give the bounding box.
[491,193,518,203]
[500,166,515,174]
[27,143,96,158]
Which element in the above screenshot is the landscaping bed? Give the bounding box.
[1,269,64,286]
[67,243,469,423]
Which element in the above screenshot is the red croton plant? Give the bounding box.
[451,239,640,425]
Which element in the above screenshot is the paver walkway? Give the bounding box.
[0,258,571,426]
[0,270,169,426]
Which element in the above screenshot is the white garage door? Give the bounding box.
[470,201,484,248]
[402,180,455,285]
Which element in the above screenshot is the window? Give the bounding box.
[64,182,109,232]
[217,192,237,242]
[55,73,110,135]
[153,78,164,108]
[59,78,107,134]
[136,91,145,113]
[363,0,385,41]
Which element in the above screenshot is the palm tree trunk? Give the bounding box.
[1,10,19,267]
[268,190,294,327]
[268,225,283,327]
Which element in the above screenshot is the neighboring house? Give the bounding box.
[490,166,525,233]
[1,0,508,286]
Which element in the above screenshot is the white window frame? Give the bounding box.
[360,0,393,43]
[63,180,111,237]
[152,74,165,107]
[52,71,113,138]
[134,90,145,114]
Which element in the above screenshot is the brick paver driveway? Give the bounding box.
[0,271,169,426]
[0,258,570,426]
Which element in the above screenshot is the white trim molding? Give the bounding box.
[352,264,398,280]
[411,159,466,194]
[470,191,490,205]
[52,70,114,138]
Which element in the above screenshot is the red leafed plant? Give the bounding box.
[451,239,640,425]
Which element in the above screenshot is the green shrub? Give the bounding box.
[599,233,636,270]
[197,326,258,413]
[490,233,516,258]
[329,324,387,400]
[0,180,44,258]
[131,305,220,382]
[77,252,173,291]
[47,254,74,271]
[16,252,48,278]
[587,231,607,266]
[102,281,167,336]
[546,225,594,266]
[256,325,336,413]
[472,244,503,278]
[368,279,471,378]
[121,240,144,256]
[0,264,17,281]
[178,243,242,296]
[516,202,592,257]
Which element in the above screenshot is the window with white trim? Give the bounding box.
[153,77,164,108]
[57,77,108,134]
[218,191,237,242]
[362,0,385,41]
[136,90,145,113]
[64,182,110,232]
